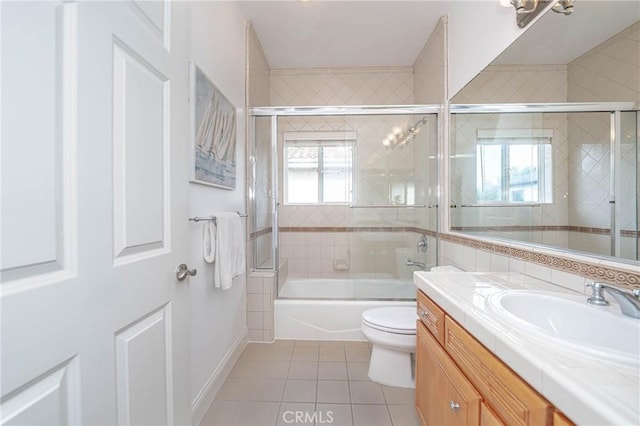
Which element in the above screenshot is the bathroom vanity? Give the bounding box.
[414,272,640,426]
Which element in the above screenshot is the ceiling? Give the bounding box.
[238,0,640,69]
[237,1,453,69]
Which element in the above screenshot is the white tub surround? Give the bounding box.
[414,271,639,425]
[275,299,415,341]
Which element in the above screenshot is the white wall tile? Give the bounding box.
[461,245,477,271]
[247,276,264,294]
[550,268,588,294]
[476,250,491,271]
[247,294,263,312]
[524,261,552,282]
[490,253,510,272]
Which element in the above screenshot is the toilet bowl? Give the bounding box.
[361,307,417,388]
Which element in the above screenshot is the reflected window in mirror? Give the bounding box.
[476,129,552,204]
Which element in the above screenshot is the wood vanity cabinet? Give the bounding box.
[416,321,482,425]
[416,290,570,426]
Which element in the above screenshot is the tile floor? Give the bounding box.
[200,340,420,426]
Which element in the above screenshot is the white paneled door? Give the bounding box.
[1,1,191,424]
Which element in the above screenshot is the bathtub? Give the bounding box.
[275,277,417,341]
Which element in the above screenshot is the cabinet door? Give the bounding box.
[481,402,506,426]
[416,321,481,426]
[445,317,552,426]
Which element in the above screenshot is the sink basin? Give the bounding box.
[487,290,640,365]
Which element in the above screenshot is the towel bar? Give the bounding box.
[189,212,248,222]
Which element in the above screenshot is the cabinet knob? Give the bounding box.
[449,401,460,412]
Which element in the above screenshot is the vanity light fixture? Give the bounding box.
[551,0,574,15]
[508,0,574,28]
[511,0,539,15]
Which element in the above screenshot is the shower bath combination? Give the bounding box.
[250,105,440,296]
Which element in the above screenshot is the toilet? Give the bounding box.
[361,306,417,388]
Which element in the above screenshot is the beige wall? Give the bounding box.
[414,16,447,105]
[270,67,413,106]
[188,1,249,417]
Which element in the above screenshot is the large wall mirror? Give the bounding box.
[449,1,639,264]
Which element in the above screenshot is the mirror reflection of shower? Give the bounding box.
[382,116,429,150]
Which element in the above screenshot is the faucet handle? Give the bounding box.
[417,234,428,253]
[585,281,610,306]
[632,289,640,298]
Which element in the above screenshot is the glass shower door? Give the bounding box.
[251,115,275,269]
[617,110,639,260]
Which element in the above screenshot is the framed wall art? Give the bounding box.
[189,62,237,189]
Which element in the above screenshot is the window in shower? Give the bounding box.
[476,129,553,204]
[284,131,355,204]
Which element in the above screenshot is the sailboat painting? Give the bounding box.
[190,62,237,189]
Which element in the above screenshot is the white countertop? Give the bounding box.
[414,271,640,426]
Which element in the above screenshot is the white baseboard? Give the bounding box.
[191,327,248,425]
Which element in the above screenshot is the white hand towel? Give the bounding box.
[213,212,246,289]
[203,220,216,264]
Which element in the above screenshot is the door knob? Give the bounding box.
[176,264,197,281]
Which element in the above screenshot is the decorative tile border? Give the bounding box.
[441,233,640,290]
[249,227,272,240]
[451,225,638,237]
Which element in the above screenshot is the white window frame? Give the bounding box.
[283,131,356,205]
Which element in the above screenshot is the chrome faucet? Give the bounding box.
[406,259,426,270]
[585,282,640,319]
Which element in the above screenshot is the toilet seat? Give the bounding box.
[362,307,417,335]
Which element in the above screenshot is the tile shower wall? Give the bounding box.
[280,231,427,280]
[270,67,434,279]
